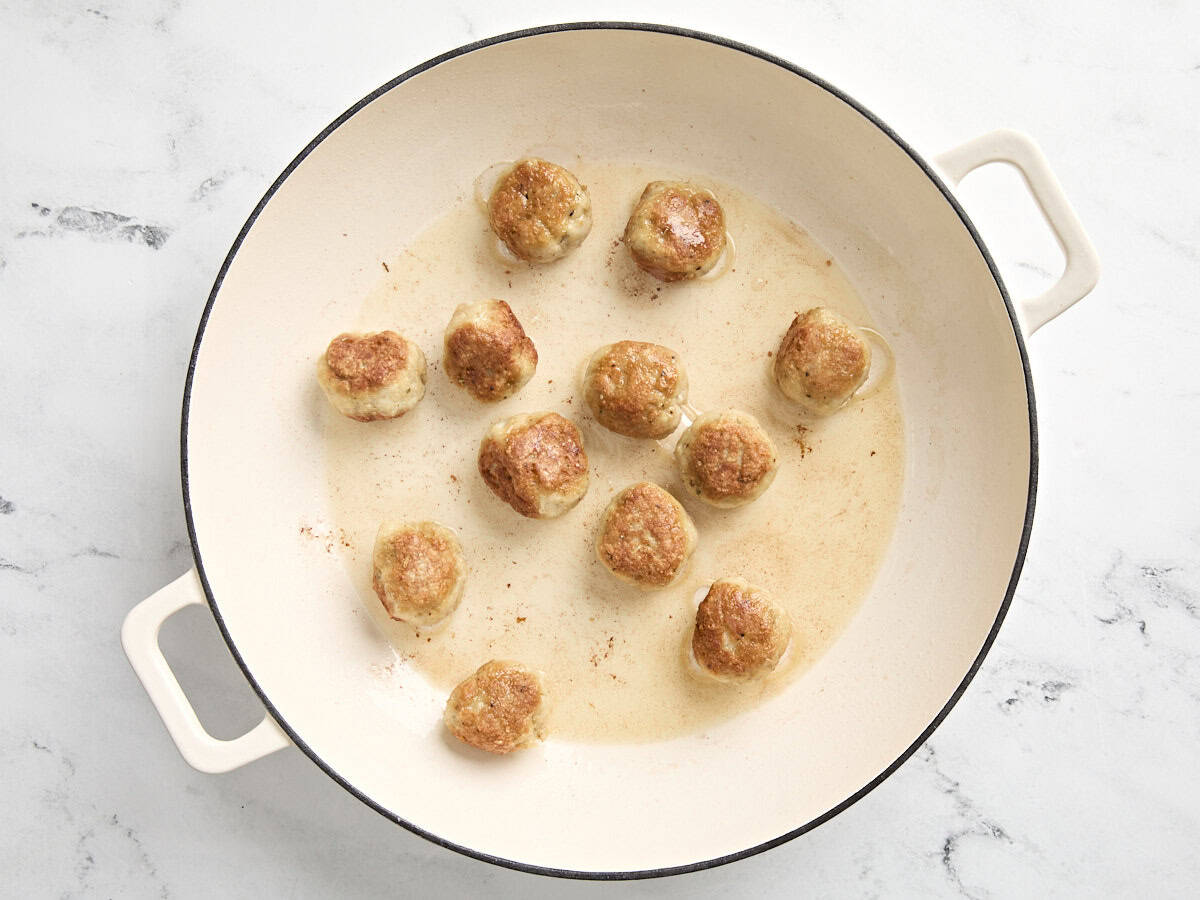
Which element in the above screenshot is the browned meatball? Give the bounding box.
[444,299,538,402]
[443,660,549,754]
[487,158,592,263]
[583,341,688,439]
[774,307,872,414]
[478,412,589,518]
[691,578,791,681]
[316,331,426,421]
[674,410,779,508]
[596,482,698,588]
[623,181,726,281]
[371,520,466,625]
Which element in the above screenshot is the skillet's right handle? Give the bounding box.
[122,569,291,773]
[935,129,1100,335]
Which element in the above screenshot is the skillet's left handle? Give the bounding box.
[935,129,1100,334]
[122,569,291,773]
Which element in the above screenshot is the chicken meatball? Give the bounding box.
[774,307,872,414]
[597,482,698,588]
[478,412,589,518]
[691,578,792,681]
[316,331,426,421]
[583,341,688,439]
[623,181,726,281]
[371,520,466,626]
[675,410,779,508]
[443,299,538,402]
[443,660,549,754]
[487,158,592,263]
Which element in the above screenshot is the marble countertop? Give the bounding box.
[3,1,1197,896]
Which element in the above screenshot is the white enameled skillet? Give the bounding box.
[122,23,1098,879]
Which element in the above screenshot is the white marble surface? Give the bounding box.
[2,0,1197,896]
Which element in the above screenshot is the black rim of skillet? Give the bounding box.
[180,21,1037,881]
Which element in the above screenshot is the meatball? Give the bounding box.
[583,341,688,439]
[623,181,726,281]
[596,482,698,588]
[316,331,426,421]
[774,307,872,414]
[443,660,549,754]
[691,578,792,681]
[443,299,538,402]
[675,410,779,508]
[487,158,592,263]
[371,520,466,625]
[478,412,589,518]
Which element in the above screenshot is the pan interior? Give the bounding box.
[323,161,906,744]
[185,28,1031,873]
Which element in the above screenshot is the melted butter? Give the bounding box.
[323,161,905,743]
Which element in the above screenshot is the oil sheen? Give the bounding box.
[323,161,905,743]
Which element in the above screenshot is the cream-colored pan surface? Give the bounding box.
[183,28,1032,872]
[326,163,904,743]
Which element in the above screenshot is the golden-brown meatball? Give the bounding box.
[691,578,791,681]
[478,412,589,518]
[487,158,592,263]
[623,181,726,281]
[316,331,426,421]
[443,299,537,402]
[774,307,872,414]
[371,520,466,625]
[443,660,549,754]
[675,410,779,508]
[583,341,688,439]
[596,482,698,588]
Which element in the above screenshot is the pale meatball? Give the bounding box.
[443,660,549,754]
[774,307,872,414]
[487,158,592,263]
[675,410,779,508]
[443,299,538,402]
[623,181,726,281]
[478,412,589,518]
[596,482,698,588]
[371,520,466,626]
[316,331,426,421]
[691,578,792,681]
[583,341,688,439]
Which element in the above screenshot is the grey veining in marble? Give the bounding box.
[3,0,1198,897]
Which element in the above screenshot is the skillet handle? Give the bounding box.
[934,129,1100,334]
[121,569,291,773]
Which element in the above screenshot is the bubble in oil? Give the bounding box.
[678,402,701,429]
[696,230,737,282]
[575,348,597,398]
[473,160,514,213]
[489,234,524,266]
[852,326,895,403]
